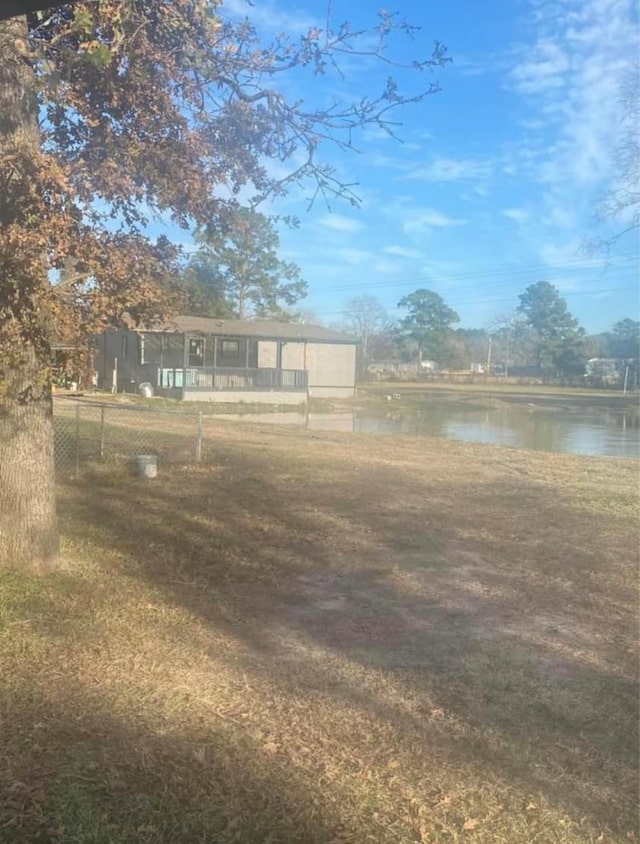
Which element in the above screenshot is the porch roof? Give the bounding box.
[145,316,356,345]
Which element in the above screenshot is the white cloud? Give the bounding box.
[509,0,638,198]
[495,0,639,272]
[538,238,605,268]
[318,214,364,233]
[372,258,402,275]
[501,208,529,224]
[364,141,428,172]
[403,209,465,233]
[365,151,408,171]
[221,0,316,34]
[338,248,373,265]
[549,276,584,293]
[407,157,492,182]
[510,38,570,95]
[383,245,423,260]
[520,117,546,130]
[542,202,577,229]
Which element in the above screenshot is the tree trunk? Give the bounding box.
[0,348,59,571]
[0,16,59,570]
[237,270,247,320]
[238,288,245,320]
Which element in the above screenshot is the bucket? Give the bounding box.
[134,454,157,479]
[138,381,154,398]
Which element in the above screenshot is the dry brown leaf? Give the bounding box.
[462,818,480,831]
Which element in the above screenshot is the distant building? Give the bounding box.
[585,358,623,385]
[367,360,438,380]
[94,316,357,402]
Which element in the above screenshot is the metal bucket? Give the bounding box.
[138,381,154,398]
[134,454,157,479]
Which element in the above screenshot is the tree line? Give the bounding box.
[338,284,640,382]
[178,233,637,382]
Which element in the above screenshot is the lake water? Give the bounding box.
[214,403,640,459]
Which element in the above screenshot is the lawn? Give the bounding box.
[360,380,632,399]
[358,381,639,410]
[1,422,638,843]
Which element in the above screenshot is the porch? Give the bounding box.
[158,366,308,392]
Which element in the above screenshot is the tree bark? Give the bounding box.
[237,263,247,319]
[0,347,59,571]
[0,16,59,571]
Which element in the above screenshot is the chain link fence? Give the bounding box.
[54,398,207,477]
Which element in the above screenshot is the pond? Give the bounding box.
[214,401,640,459]
[354,404,639,458]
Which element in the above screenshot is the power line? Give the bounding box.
[191,252,638,297]
[309,285,639,319]
[316,254,638,295]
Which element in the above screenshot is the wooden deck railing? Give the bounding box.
[158,367,308,391]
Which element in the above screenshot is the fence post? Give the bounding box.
[99,405,106,459]
[74,401,80,480]
[195,411,203,463]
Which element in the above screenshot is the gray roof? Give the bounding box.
[149,315,356,344]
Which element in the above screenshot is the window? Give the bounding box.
[139,334,163,365]
[221,340,240,358]
[188,338,205,366]
[138,331,166,366]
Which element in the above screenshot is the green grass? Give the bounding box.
[360,380,636,399]
[1,422,638,842]
[357,382,640,417]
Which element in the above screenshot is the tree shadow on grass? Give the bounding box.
[0,676,344,844]
[54,439,640,840]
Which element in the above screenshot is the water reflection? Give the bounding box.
[442,409,639,457]
[213,405,640,459]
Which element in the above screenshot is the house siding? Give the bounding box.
[306,343,356,398]
[281,341,305,370]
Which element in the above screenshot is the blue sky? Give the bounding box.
[174,0,640,333]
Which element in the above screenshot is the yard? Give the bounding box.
[1,421,638,843]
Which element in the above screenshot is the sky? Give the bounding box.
[168,0,640,333]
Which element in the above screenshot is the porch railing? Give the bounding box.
[159,367,308,391]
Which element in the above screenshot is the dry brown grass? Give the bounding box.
[1,422,638,843]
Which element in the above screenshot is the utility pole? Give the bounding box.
[504,329,510,378]
[486,337,493,375]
